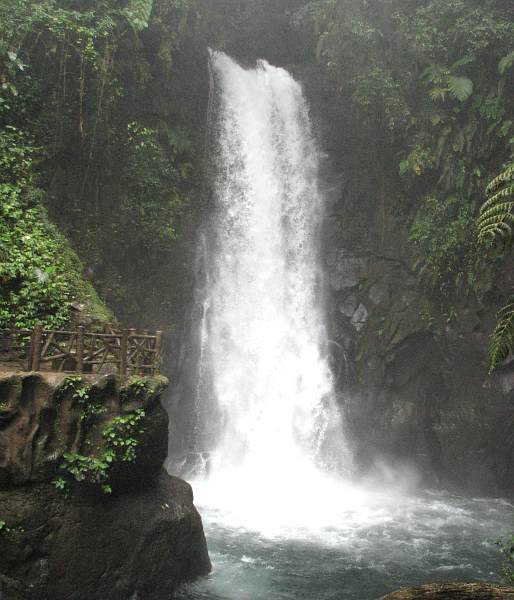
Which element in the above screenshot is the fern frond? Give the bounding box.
[479,164,514,372]
[451,55,475,70]
[499,51,514,75]
[480,185,514,213]
[447,76,473,102]
[489,296,514,372]
[478,223,512,247]
[477,163,514,247]
[486,164,514,195]
[429,87,447,102]
[479,201,514,218]
[478,217,514,237]
[478,203,514,229]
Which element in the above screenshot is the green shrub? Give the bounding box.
[0,125,112,329]
[410,195,478,299]
[55,408,146,494]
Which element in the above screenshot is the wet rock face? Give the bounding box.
[0,372,211,600]
[0,373,168,488]
[350,303,368,331]
[327,249,368,292]
[379,582,514,599]
[325,245,514,497]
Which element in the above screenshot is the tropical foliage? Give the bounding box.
[304,0,514,299]
[55,407,146,495]
[0,0,198,329]
[409,196,477,300]
[478,163,514,247]
[0,122,109,328]
[477,163,514,371]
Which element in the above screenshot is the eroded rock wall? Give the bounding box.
[0,372,210,600]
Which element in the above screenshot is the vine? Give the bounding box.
[57,375,105,422]
[53,408,146,494]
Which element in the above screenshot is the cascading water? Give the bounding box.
[188,51,353,531]
[174,52,512,600]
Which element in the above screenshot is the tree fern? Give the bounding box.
[125,0,154,31]
[477,163,514,247]
[489,296,514,373]
[477,164,514,371]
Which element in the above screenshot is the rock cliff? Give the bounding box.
[0,371,210,600]
[322,170,514,498]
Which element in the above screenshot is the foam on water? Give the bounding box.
[176,494,512,599]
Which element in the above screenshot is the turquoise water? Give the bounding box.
[176,491,512,600]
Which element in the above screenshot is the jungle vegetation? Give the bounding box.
[478,163,514,371]
[0,0,513,368]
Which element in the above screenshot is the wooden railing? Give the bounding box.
[0,325,162,377]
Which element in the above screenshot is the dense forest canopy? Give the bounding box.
[0,0,203,330]
[0,0,513,366]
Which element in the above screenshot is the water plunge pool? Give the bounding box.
[176,491,512,600]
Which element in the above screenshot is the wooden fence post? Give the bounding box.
[128,328,137,374]
[154,331,162,375]
[142,329,149,374]
[76,326,84,373]
[29,325,43,371]
[120,329,128,378]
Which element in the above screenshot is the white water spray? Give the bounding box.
[191,52,360,533]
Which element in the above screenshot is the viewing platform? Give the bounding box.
[0,324,162,377]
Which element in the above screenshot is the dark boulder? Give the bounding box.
[0,471,210,600]
[0,372,211,599]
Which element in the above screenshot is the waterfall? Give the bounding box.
[188,52,351,532]
[170,53,513,600]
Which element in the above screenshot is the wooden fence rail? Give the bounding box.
[0,325,162,377]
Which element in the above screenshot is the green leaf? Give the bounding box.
[451,55,475,70]
[447,76,473,102]
[488,296,514,372]
[499,52,514,75]
[429,87,447,102]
